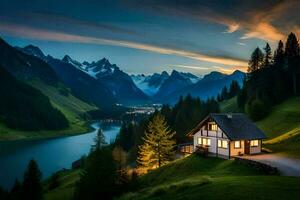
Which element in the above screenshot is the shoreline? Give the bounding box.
[0,121,95,142]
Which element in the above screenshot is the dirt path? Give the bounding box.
[241,154,300,176]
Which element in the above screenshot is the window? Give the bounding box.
[218,139,222,148]
[250,140,259,147]
[222,140,228,149]
[197,138,202,145]
[234,141,241,149]
[218,140,228,149]
[208,123,218,131]
[202,138,211,146]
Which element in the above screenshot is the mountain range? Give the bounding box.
[1,36,246,108]
[132,69,245,104]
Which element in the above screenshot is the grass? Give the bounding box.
[221,96,300,158]
[118,155,300,200]
[255,97,300,157]
[0,80,97,141]
[219,97,240,113]
[44,169,81,200]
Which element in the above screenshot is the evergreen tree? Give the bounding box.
[22,159,43,200]
[248,47,264,73]
[137,114,175,168]
[91,129,106,151]
[263,43,272,67]
[274,40,285,66]
[74,148,117,200]
[285,32,300,94]
[285,32,299,58]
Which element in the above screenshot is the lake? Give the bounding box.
[0,121,121,190]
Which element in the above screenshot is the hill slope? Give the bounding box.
[256,97,300,157]
[119,155,300,200]
[0,65,68,137]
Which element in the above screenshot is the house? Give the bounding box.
[186,113,266,158]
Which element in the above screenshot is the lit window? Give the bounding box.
[198,138,202,145]
[250,140,259,147]
[202,138,211,146]
[218,140,222,147]
[209,123,218,131]
[218,140,227,149]
[234,141,241,148]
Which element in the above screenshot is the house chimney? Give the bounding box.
[227,113,232,119]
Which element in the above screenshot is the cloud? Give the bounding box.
[224,23,240,33]
[171,64,210,70]
[237,42,246,46]
[0,22,248,67]
[125,0,300,42]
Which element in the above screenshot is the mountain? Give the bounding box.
[131,71,169,96]
[154,70,197,101]
[46,55,116,108]
[0,64,68,131]
[19,44,46,59]
[60,56,150,105]
[0,39,59,85]
[0,39,110,134]
[160,70,245,104]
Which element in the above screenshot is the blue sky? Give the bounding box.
[1,0,299,75]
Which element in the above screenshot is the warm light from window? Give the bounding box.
[202,138,211,146]
[250,140,259,147]
[211,124,217,131]
[218,140,227,148]
[218,139,222,147]
[198,138,202,145]
[234,141,241,148]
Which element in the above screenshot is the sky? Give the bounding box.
[0,0,300,76]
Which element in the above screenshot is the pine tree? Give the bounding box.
[263,43,272,67]
[285,32,299,58]
[274,40,285,66]
[22,159,43,200]
[137,113,175,168]
[248,47,264,73]
[91,129,106,151]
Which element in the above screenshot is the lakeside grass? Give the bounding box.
[0,81,97,141]
[119,155,300,200]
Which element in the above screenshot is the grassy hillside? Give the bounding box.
[0,80,97,141]
[256,97,300,157]
[44,170,81,200]
[219,97,240,113]
[119,155,300,200]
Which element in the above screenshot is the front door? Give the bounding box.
[244,140,250,154]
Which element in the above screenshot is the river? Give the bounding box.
[0,121,121,190]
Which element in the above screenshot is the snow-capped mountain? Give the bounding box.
[131,71,169,96]
[62,55,84,70]
[20,45,149,105]
[59,56,149,105]
[132,70,200,98]
[17,45,46,60]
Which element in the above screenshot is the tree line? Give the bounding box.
[237,32,300,120]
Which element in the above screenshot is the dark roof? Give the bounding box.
[188,113,267,140]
